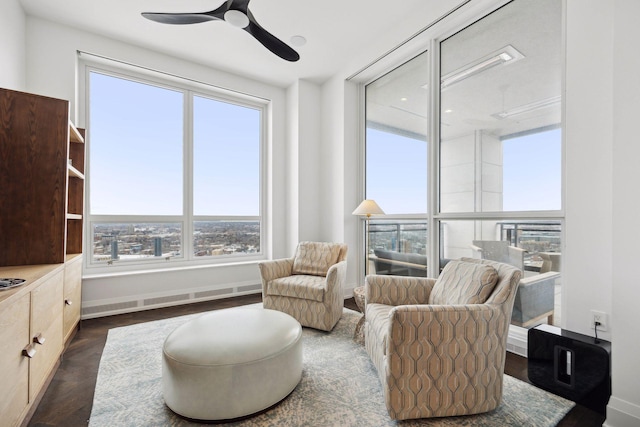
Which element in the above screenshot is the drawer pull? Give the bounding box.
[23,344,36,358]
[33,333,46,345]
[65,299,73,306]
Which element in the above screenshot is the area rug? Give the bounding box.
[89,304,574,427]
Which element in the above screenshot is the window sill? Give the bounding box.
[83,258,263,280]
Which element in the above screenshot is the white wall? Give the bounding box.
[285,80,323,248]
[320,76,360,292]
[0,0,26,90]
[609,1,640,425]
[564,0,614,340]
[24,17,288,313]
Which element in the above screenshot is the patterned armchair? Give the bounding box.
[258,241,348,332]
[364,257,521,420]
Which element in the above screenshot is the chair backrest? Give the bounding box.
[292,241,347,276]
[472,240,509,263]
[459,257,522,315]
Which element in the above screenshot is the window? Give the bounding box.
[437,0,563,328]
[365,51,429,274]
[87,68,265,270]
[360,0,563,329]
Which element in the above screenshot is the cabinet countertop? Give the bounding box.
[0,263,65,308]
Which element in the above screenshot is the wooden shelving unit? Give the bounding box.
[1,89,66,266]
[0,88,85,266]
[0,87,85,427]
[66,123,85,257]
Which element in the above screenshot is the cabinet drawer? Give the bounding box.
[29,270,64,402]
[63,256,82,342]
[0,293,30,427]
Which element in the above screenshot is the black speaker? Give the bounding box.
[528,324,611,414]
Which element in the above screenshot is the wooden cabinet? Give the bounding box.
[0,293,30,427]
[0,87,85,266]
[0,264,65,427]
[63,254,83,342]
[29,269,64,402]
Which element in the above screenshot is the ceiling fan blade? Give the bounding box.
[244,15,299,62]
[141,12,221,25]
[143,0,301,62]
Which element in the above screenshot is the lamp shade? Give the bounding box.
[352,199,385,217]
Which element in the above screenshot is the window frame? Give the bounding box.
[79,59,268,274]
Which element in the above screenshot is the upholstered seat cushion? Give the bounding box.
[291,241,341,276]
[429,260,498,305]
[267,275,326,302]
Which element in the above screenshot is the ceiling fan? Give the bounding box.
[142,0,300,62]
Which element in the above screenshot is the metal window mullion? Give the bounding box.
[428,38,441,279]
[184,90,194,261]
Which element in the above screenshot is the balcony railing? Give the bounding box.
[367,219,562,275]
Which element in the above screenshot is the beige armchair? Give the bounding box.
[364,257,521,420]
[258,241,347,332]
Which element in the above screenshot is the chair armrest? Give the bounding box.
[469,244,483,253]
[257,258,294,283]
[519,271,560,287]
[507,246,527,256]
[325,260,347,295]
[365,275,436,306]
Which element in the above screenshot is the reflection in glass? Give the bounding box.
[439,0,562,213]
[439,219,562,328]
[367,220,427,277]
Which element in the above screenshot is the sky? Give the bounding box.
[89,71,260,217]
[91,70,561,219]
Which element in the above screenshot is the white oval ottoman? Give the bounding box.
[162,308,302,421]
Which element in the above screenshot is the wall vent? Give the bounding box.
[144,294,189,306]
[194,288,233,299]
[238,284,261,292]
[82,300,138,316]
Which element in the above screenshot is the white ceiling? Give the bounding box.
[19,0,467,87]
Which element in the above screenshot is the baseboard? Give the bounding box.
[81,281,262,319]
[343,284,357,300]
[506,326,528,357]
[604,397,640,427]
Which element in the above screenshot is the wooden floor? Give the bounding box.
[28,294,605,427]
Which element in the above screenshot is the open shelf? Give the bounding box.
[68,164,84,179]
[69,121,84,144]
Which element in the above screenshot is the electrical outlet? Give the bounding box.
[591,310,608,332]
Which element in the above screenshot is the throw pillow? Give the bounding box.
[292,242,341,277]
[429,260,498,305]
